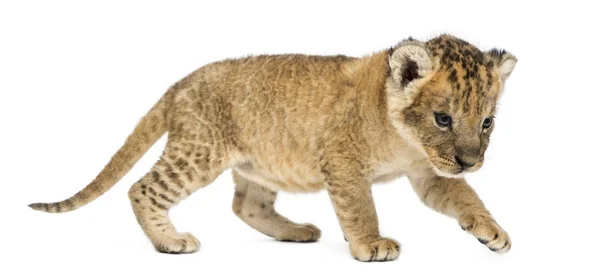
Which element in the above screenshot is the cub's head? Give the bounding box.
[385,35,517,178]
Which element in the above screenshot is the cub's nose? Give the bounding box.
[455,156,476,169]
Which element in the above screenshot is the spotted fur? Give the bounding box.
[30,34,516,261]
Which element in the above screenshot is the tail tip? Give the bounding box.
[28,203,47,211]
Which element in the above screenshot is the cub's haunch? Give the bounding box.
[30,35,516,261]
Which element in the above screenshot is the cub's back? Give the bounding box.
[195,54,356,153]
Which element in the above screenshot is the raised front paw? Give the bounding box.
[349,237,400,262]
[459,214,511,253]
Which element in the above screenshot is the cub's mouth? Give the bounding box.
[425,149,484,178]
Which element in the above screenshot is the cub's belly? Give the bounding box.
[233,162,326,193]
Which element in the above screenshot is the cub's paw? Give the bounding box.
[459,214,511,253]
[152,232,201,254]
[349,237,400,262]
[275,223,321,242]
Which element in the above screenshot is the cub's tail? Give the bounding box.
[29,94,170,213]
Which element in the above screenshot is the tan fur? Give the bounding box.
[30,34,516,261]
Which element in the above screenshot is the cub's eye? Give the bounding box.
[434,113,452,127]
[482,117,493,129]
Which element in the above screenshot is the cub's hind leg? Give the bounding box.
[129,134,230,253]
[232,171,321,242]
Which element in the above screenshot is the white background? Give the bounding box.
[1,1,599,272]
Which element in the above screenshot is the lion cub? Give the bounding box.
[30,34,517,261]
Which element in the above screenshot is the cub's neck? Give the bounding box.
[342,50,421,171]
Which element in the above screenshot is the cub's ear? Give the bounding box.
[389,41,433,89]
[487,49,517,81]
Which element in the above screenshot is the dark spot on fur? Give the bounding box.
[488,48,507,59]
[168,171,179,179]
[159,194,175,204]
[175,158,188,171]
[448,69,458,83]
[149,197,168,210]
[152,171,160,181]
[157,180,169,191]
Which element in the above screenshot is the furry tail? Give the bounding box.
[29,94,170,213]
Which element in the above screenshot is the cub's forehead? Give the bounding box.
[424,35,500,115]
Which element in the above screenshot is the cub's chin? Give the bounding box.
[431,165,466,179]
[430,160,484,179]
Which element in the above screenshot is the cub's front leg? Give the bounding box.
[322,152,400,262]
[409,175,511,253]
